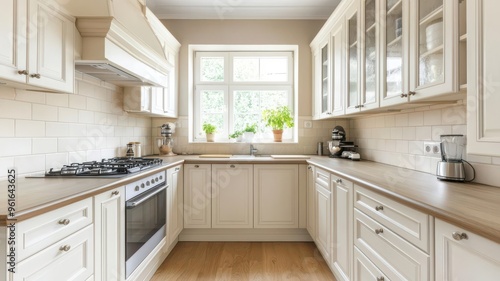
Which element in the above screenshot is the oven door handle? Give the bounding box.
[126,184,167,209]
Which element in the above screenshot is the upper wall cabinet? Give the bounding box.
[467,0,500,157]
[0,0,75,94]
[312,35,331,119]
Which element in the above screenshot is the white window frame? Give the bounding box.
[188,45,299,143]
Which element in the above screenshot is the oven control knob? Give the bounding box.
[135,186,139,191]
[160,175,163,180]
[155,177,159,182]
[146,181,150,186]
[151,178,155,184]
[141,183,145,188]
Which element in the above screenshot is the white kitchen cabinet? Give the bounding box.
[13,225,94,281]
[312,35,331,119]
[331,18,346,116]
[94,187,125,281]
[381,0,462,107]
[212,164,253,228]
[167,165,183,247]
[353,247,390,281]
[306,165,316,238]
[0,0,74,94]
[467,0,500,156]
[254,165,299,228]
[435,219,500,281]
[124,86,177,117]
[184,164,212,228]
[315,181,332,264]
[331,175,353,281]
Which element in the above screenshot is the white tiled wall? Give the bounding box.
[151,116,348,156]
[350,101,500,187]
[0,73,153,179]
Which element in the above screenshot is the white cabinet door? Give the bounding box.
[184,164,212,228]
[123,86,152,113]
[354,247,390,281]
[150,87,165,114]
[435,219,500,281]
[332,175,353,281]
[467,0,500,156]
[315,182,331,264]
[254,164,299,228]
[94,187,125,281]
[212,164,253,228]
[0,0,26,84]
[28,0,74,93]
[331,19,346,116]
[312,36,332,119]
[167,165,183,246]
[306,165,316,238]
[13,225,94,281]
[162,68,178,118]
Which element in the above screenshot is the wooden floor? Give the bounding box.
[151,242,336,281]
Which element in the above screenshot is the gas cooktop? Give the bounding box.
[43,157,163,177]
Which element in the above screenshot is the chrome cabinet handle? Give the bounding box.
[452,231,468,241]
[58,219,70,225]
[408,91,416,96]
[230,164,236,168]
[375,228,384,234]
[18,70,29,75]
[377,277,385,281]
[375,205,384,211]
[59,245,71,252]
[336,178,342,184]
[175,167,180,171]
[194,165,199,168]
[400,93,408,98]
[111,190,119,196]
[308,166,312,170]
[30,73,41,79]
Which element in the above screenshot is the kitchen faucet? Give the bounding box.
[250,144,258,156]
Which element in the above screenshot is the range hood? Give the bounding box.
[60,0,174,87]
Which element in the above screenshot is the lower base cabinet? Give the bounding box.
[315,182,332,263]
[94,186,125,281]
[167,165,183,247]
[353,247,388,281]
[435,219,500,280]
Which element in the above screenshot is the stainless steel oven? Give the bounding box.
[125,170,167,278]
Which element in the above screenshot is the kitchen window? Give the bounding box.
[191,48,296,143]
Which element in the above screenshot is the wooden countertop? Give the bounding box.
[1,155,499,244]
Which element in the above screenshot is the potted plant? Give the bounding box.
[242,123,257,143]
[229,130,243,142]
[262,106,294,142]
[202,122,217,142]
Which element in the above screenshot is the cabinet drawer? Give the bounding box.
[315,168,330,189]
[354,185,430,252]
[354,209,430,281]
[354,247,390,281]
[13,225,94,281]
[17,198,93,260]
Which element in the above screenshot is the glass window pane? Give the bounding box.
[200,57,224,82]
[233,57,288,82]
[199,90,225,136]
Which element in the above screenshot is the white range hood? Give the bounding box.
[59,0,173,87]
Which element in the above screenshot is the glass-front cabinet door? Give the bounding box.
[331,20,345,116]
[313,36,331,119]
[345,1,360,114]
[380,0,408,107]
[360,0,379,111]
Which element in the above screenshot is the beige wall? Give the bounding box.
[161,19,325,117]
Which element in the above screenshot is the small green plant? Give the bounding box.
[262,106,294,130]
[243,123,258,133]
[229,130,243,139]
[202,122,216,134]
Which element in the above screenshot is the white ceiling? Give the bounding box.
[146,0,341,20]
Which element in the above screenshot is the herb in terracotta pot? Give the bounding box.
[262,106,294,142]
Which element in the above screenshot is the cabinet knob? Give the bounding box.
[17,70,29,76]
[375,205,384,211]
[30,73,41,79]
[58,219,70,225]
[336,178,342,184]
[377,277,385,281]
[400,93,408,98]
[408,91,416,96]
[111,190,119,196]
[194,165,200,168]
[375,228,384,234]
[308,166,312,170]
[452,231,468,241]
[327,112,332,115]
[230,164,236,168]
[175,167,180,171]
[59,245,71,252]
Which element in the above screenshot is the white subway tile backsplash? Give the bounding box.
[46,94,68,107]
[58,137,95,152]
[59,108,79,123]
[78,110,95,124]
[0,157,15,178]
[16,120,45,137]
[68,151,86,163]
[69,94,86,109]
[32,138,58,154]
[466,154,492,164]
[395,113,409,127]
[0,119,15,137]
[0,100,31,119]
[15,154,45,174]
[442,106,466,125]
[416,126,432,140]
[33,104,58,121]
[87,97,101,112]
[408,112,424,126]
[431,126,452,141]
[46,122,69,137]
[86,149,102,161]
[396,140,409,153]
[15,90,45,104]
[423,109,442,125]
[46,153,69,169]
[0,138,31,156]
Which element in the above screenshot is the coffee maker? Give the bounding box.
[328,126,360,160]
[436,134,465,181]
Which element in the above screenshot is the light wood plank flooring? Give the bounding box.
[151,242,336,281]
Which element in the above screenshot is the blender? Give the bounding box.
[436,134,465,181]
[157,123,176,156]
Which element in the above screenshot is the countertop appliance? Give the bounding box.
[125,170,167,278]
[328,126,360,161]
[437,134,466,181]
[43,157,163,177]
[158,123,176,156]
